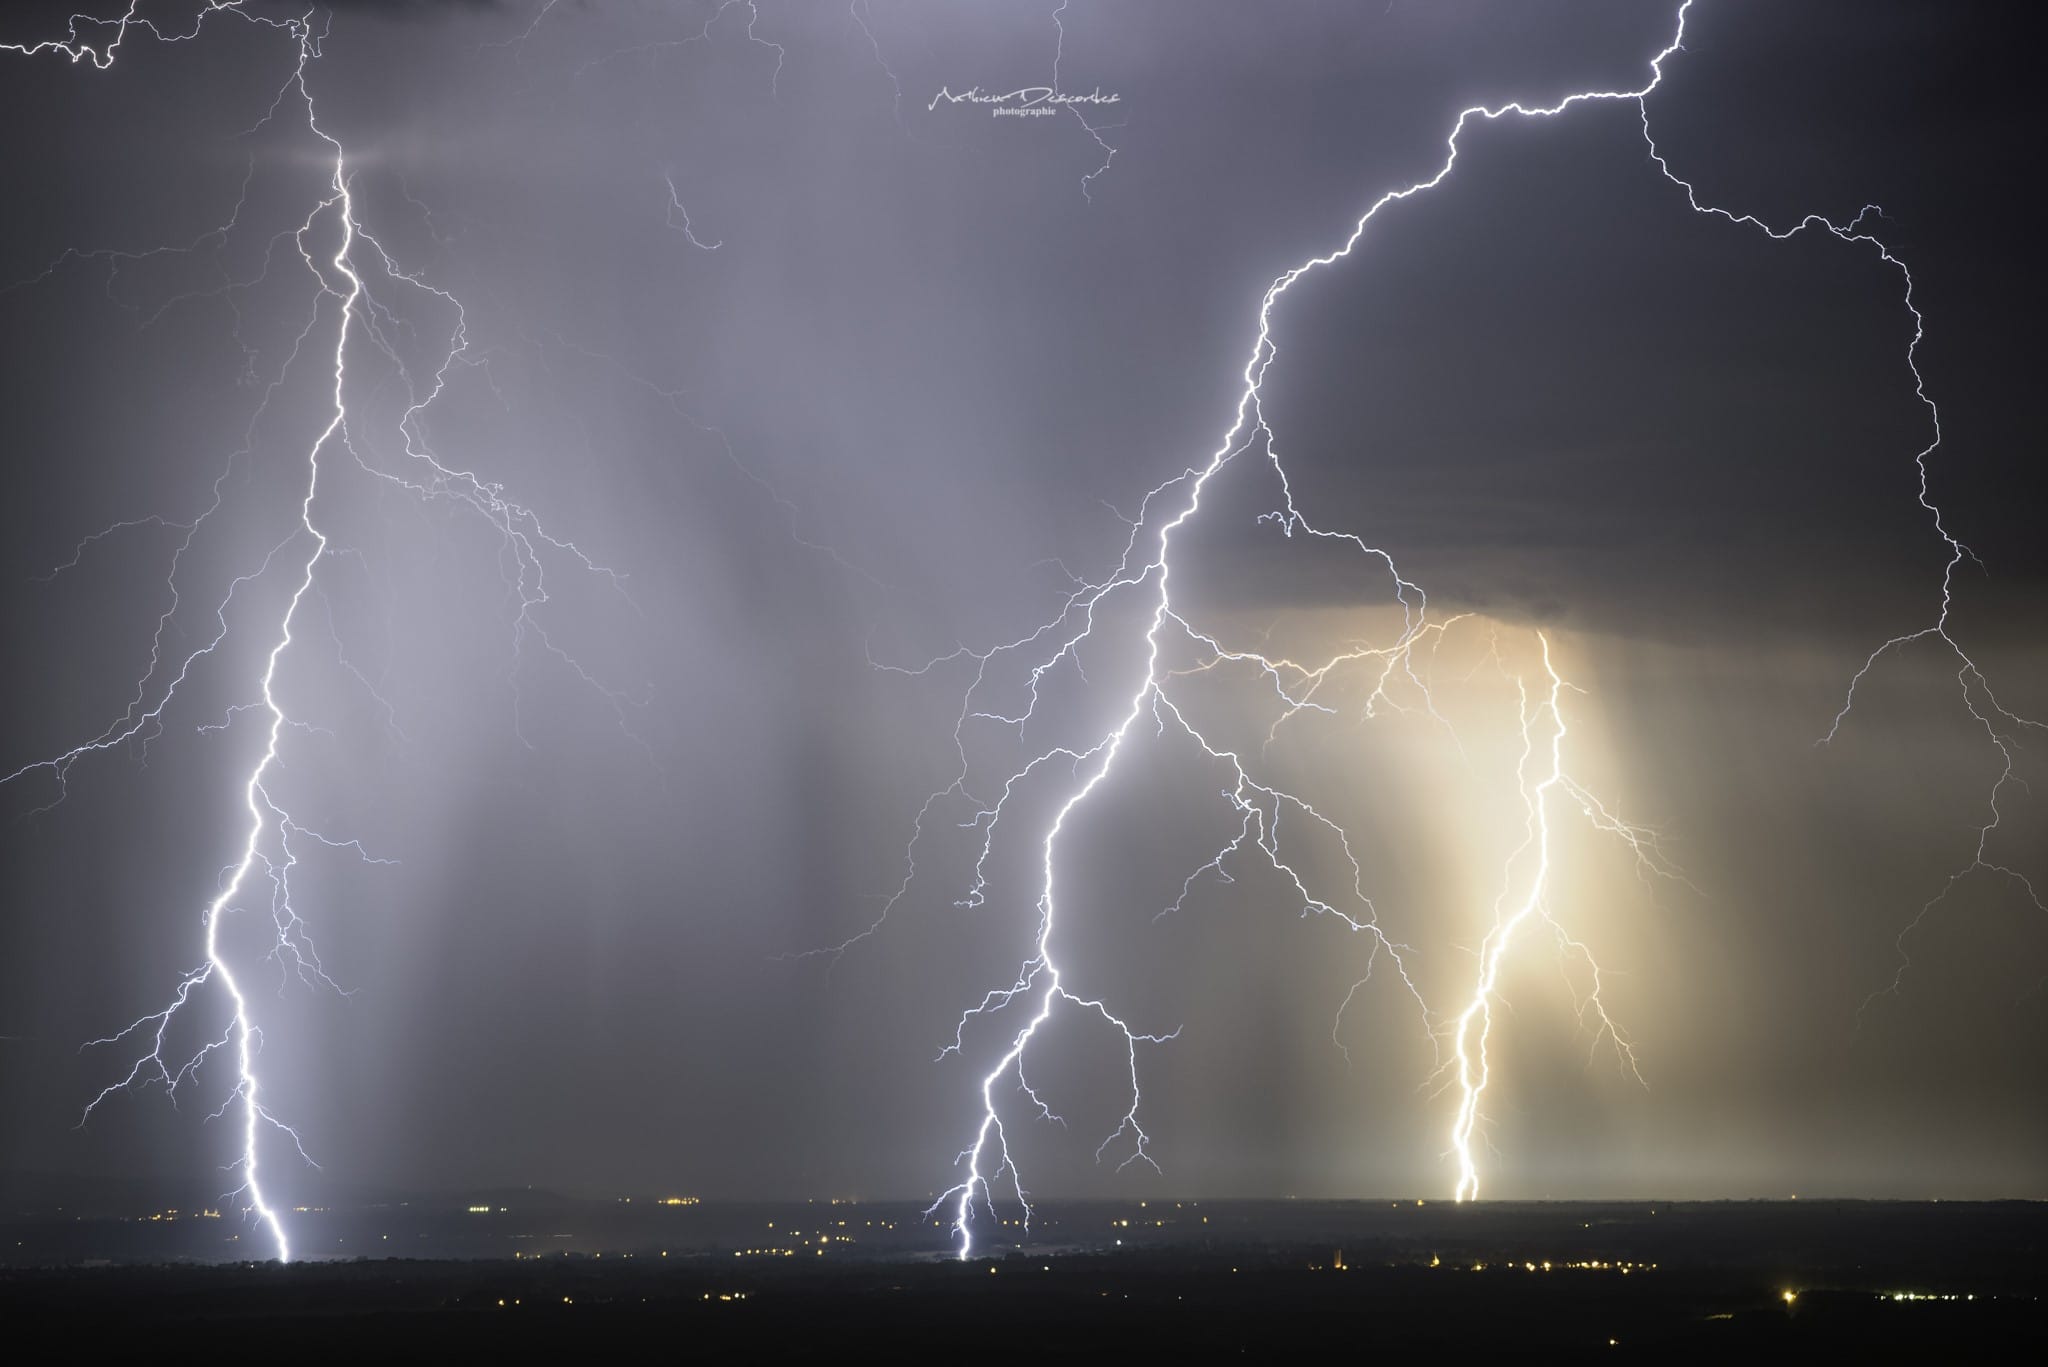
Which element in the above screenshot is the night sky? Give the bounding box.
[1,0,2042,1243]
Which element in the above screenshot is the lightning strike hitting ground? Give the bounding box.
[843,9,1689,1263]
[3,4,638,1261]
[1441,635,1666,1202]
[846,0,2028,1254]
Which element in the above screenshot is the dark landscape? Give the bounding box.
[4,1193,2040,1355]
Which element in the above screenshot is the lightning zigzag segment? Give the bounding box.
[1051,0,1117,202]
[1438,635,1656,1202]
[1633,77,2046,1015]
[3,5,359,1265]
[883,0,2028,1248]
[479,0,561,60]
[3,1,634,1261]
[662,173,724,251]
[0,0,247,68]
[849,0,905,130]
[1442,0,2046,1180]
[831,2,1710,1262]
[575,0,786,94]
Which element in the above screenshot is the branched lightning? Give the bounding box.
[1438,635,1671,1201]
[1443,0,2047,1168]
[575,0,786,95]
[846,0,2018,1252]
[1,0,245,68]
[1051,0,1117,201]
[831,8,1700,1259]
[1635,105,2048,1018]
[4,3,641,1260]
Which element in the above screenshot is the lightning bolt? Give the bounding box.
[662,173,724,251]
[4,3,640,1260]
[838,9,1694,1261]
[1051,0,1117,201]
[1639,109,2048,1018]
[0,0,242,68]
[849,0,906,130]
[1440,634,1676,1201]
[842,0,2021,1254]
[1444,0,2046,1178]
[575,1,786,95]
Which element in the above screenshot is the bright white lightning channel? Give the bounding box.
[3,5,636,1261]
[845,0,2027,1257]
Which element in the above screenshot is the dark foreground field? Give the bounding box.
[3,1198,2041,1357]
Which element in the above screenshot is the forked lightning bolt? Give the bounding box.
[848,9,1684,1259]
[842,0,2032,1255]
[1629,14,2044,1014]
[4,4,636,1260]
[1626,144,2048,1019]
[1441,634,1684,1201]
[1051,0,1117,200]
